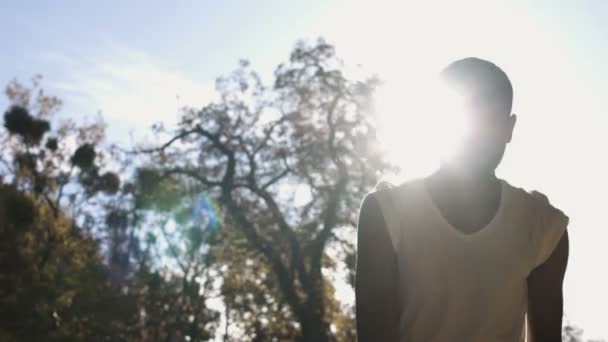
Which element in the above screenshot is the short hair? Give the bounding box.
[440,58,513,115]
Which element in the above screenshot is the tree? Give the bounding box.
[0,76,141,341]
[0,77,220,341]
[0,181,141,341]
[0,76,134,285]
[132,39,393,341]
[213,222,301,341]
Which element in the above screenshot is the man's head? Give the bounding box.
[438,57,516,176]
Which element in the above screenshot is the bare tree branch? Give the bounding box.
[161,167,222,188]
[261,168,290,190]
[127,128,202,154]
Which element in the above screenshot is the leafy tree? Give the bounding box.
[213,223,301,341]
[132,39,393,341]
[0,77,220,341]
[0,180,137,341]
[1,76,112,230]
[0,76,140,341]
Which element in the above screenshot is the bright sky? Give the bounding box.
[2,0,607,339]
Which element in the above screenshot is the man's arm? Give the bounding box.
[355,194,399,342]
[527,229,569,342]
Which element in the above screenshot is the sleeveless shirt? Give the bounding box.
[370,178,569,342]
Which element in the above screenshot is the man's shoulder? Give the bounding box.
[361,179,420,252]
[501,179,566,216]
[363,178,425,216]
[372,177,421,193]
[501,180,570,271]
[365,178,421,204]
[360,181,396,214]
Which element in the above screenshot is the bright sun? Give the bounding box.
[373,75,470,181]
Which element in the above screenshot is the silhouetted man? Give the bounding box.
[355,58,569,342]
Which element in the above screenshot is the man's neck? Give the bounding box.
[433,167,499,199]
[427,167,503,232]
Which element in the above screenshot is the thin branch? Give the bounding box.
[161,167,222,187]
[55,165,74,205]
[261,168,290,190]
[159,219,189,273]
[127,128,201,154]
[194,124,231,155]
[326,94,342,163]
[43,192,59,218]
[253,114,289,156]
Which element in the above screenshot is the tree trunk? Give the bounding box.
[299,273,330,342]
[299,311,330,342]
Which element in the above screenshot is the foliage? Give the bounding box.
[133,38,392,342]
[0,183,136,341]
[0,76,220,341]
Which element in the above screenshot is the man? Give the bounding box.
[355,58,569,342]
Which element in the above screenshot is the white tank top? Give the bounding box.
[371,178,569,342]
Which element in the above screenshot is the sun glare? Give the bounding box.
[374,75,471,181]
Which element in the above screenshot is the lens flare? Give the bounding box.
[191,193,220,231]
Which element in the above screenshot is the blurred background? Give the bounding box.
[0,1,606,341]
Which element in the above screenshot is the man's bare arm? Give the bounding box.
[527,229,569,342]
[355,194,399,341]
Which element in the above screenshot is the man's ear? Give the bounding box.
[506,113,517,143]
